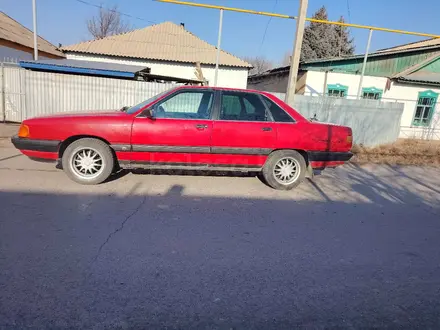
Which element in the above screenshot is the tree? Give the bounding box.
[332,16,355,57]
[300,6,355,61]
[87,5,131,40]
[243,56,273,75]
[301,6,333,61]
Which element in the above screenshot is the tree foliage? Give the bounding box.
[87,5,131,40]
[332,16,355,57]
[300,6,355,62]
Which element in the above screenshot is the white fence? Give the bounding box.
[290,95,404,147]
[271,91,440,144]
[1,63,174,122]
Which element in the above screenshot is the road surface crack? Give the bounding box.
[92,195,147,262]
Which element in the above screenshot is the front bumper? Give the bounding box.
[307,151,353,162]
[11,135,60,152]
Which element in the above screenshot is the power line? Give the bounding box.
[73,0,157,24]
[258,0,278,53]
[346,0,351,23]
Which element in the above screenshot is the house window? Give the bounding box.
[327,84,348,98]
[362,87,383,100]
[412,90,438,127]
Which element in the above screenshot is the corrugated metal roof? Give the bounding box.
[301,48,440,66]
[0,11,64,57]
[396,72,440,85]
[19,59,150,78]
[248,65,290,78]
[377,38,440,53]
[301,38,440,67]
[62,22,251,68]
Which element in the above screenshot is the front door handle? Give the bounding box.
[261,127,272,131]
[195,124,208,130]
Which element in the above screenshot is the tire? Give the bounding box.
[262,150,307,190]
[62,138,115,185]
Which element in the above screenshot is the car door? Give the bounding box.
[210,90,277,168]
[131,89,214,165]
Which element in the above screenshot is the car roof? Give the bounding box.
[174,85,268,95]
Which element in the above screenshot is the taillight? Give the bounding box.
[346,128,353,145]
[18,124,30,138]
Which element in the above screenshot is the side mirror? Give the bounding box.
[143,108,155,119]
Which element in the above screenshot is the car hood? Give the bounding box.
[28,110,126,120]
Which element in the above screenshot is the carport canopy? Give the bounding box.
[19,59,151,78]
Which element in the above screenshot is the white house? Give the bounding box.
[62,22,251,88]
[248,38,440,140]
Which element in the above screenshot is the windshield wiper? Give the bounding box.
[120,106,130,112]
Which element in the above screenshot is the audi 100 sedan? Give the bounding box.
[11,86,353,190]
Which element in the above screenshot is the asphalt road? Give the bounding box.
[1,139,440,329]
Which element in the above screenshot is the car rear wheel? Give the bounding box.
[62,138,114,185]
[262,150,306,190]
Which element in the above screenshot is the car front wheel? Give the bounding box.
[62,138,114,185]
[262,150,306,190]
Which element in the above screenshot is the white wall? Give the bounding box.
[386,82,440,139]
[304,70,389,99]
[305,70,440,140]
[66,53,249,89]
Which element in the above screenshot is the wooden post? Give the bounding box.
[285,0,308,105]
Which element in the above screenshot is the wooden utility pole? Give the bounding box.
[285,0,308,105]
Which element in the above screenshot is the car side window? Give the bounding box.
[154,91,213,119]
[221,95,242,117]
[220,92,269,122]
[261,96,295,123]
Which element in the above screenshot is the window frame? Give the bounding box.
[260,95,296,123]
[361,87,383,100]
[138,88,216,120]
[214,90,274,123]
[412,90,439,127]
[327,83,348,98]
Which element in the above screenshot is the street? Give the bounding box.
[1,139,440,329]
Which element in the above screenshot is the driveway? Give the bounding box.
[1,139,440,329]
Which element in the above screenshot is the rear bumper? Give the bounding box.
[11,135,60,153]
[307,151,353,162]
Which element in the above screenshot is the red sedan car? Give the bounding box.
[11,86,353,190]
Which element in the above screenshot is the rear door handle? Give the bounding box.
[261,127,272,131]
[195,124,208,130]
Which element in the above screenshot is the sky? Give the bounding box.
[2,0,440,65]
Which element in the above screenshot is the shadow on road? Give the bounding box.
[1,164,440,328]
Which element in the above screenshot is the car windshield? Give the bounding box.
[125,87,177,114]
